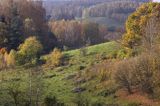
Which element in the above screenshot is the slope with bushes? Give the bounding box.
[0,41,127,105]
[1,1,160,106]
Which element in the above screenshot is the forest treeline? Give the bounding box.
[44,0,149,20]
[0,0,57,52]
[0,0,126,51]
[85,1,142,23]
[0,0,150,52]
[49,20,122,48]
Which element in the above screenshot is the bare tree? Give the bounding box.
[143,16,160,51]
[114,59,135,94]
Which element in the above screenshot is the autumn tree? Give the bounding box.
[16,37,43,66]
[7,49,16,67]
[0,0,56,51]
[49,20,83,48]
[49,20,106,48]
[122,3,160,48]
[17,0,56,52]
[142,16,160,51]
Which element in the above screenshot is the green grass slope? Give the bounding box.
[1,41,138,106]
[42,41,123,105]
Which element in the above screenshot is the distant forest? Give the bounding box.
[42,0,150,49]
[43,0,150,20]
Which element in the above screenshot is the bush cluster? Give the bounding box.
[46,48,64,67]
[114,48,160,96]
[0,37,43,69]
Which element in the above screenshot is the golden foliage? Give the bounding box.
[122,3,160,48]
[0,49,16,69]
[47,48,64,67]
[6,50,16,67]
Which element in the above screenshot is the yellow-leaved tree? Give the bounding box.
[16,36,43,66]
[122,3,160,48]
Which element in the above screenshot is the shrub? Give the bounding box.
[6,50,16,67]
[15,53,26,66]
[44,95,64,106]
[99,67,112,82]
[133,54,157,94]
[97,81,117,97]
[47,48,64,67]
[117,48,132,59]
[114,51,160,95]
[16,37,43,66]
[114,59,135,94]
[74,93,90,106]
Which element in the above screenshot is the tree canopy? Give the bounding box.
[122,3,160,48]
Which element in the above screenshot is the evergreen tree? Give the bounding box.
[0,21,8,48]
[8,4,23,50]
